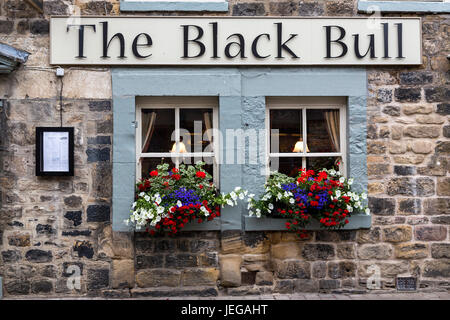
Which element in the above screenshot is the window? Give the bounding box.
[120,0,229,12]
[266,97,347,177]
[358,0,450,13]
[136,97,219,184]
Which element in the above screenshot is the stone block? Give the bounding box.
[423,260,450,278]
[394,243,428,259]
[25,249,52,263]
[274,259,311,279]
[112,259,135,289]
[87,269,110,290]
[87,205,110,222]
[423,198,450,215]
[219,254,242,287]
[382,226,412,243]
[415,226,447,241]
[136,269,181,287]
[302,244,335,260]
[431,244,450,259]
[437,178,450,196]
[270,242,301,260]
[368,197,395,215]
[255,271,273,286]
[357,244,392,260]
[181,268,219,286]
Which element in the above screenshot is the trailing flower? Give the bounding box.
[247,168,370,238]
[125,161,247,236]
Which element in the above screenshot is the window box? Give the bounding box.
[245,214,371,231]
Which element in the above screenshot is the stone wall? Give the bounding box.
[0,0,448,297]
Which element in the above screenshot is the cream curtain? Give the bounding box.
[203,112,213,151]
[324,110,340,153]
[142,111,157,153]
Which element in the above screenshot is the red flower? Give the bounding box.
[150,170,158,177]
[199,184,203,189]
[172,174,181,180]
[172,168,179,173]
[196,171,206,178]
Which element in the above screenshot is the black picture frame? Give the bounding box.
[36,127,74,176]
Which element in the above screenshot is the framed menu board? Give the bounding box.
[36,127,74,176]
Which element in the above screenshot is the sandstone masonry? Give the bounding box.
[0,0,448,297]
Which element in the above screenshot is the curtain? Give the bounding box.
[142,111,157,153]
[203,112,213,150]
[324,110,340,153]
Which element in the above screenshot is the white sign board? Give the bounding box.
[43,131,70,172]
[50,17,422,65]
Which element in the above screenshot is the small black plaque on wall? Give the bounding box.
[36,127,74,176]
[396,276,417,292]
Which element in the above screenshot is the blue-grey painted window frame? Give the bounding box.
[111,67,371,233]
[358,1,450,13]
[120,1,229,12]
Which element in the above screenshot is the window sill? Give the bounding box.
[244,214,371,231]
[358,1,450,13]
[120,1,229,12]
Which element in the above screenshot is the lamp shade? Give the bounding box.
[170,141,187,153]
[293,139,310,153]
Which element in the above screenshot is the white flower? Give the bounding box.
[277,193,282,200]
[157,206,164,214]
[256,209,261,218]
[335,190,341,198]
[268,203,274,210]
[248,203,253,209]
[239,193,245,200]
[177,200,182,207]
[361,193,367,200]
[249,210,254,217]
[339,177,345,183]
[234,186,241,192]
[248,193,255,199]
[365,208,371,215]
[348,178,354,185]
[139,192,145,197]
[353,194,360,201]
[347,205,353,212]
[227,199,234,206]
[124,219,129,226]
[289,198,295,204]
[230,191,237,201]
[132,202,136,209]
[328,169,337,176]
[144,195,150,202]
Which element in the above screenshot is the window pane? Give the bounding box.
[306,157,340,172]
[306,109,340,153]
[141,109,175,153]
[270,109,302,153]
[140,158,175,179]
[180,108,214,153]
[269,157,303,177]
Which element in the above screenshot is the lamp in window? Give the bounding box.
[293,139,310,153]
[170,141,187,153]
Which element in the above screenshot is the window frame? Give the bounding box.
[135,97,219,186]
[265,98,347,178]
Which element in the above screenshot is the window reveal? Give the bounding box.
[267,100,346,177]
[136,98,218,184]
